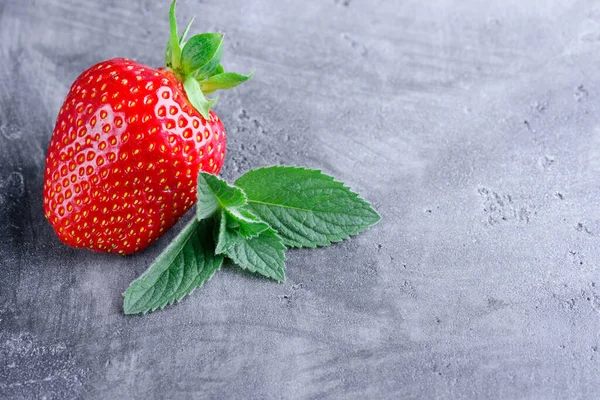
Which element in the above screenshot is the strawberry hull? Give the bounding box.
[43,58,226,254]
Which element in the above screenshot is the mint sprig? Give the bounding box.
[123,167,380,315]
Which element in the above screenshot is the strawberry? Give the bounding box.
[43,1,252,254]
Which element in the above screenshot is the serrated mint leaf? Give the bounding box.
[181,32,223,79]
[225,207,270,238]
[223,227,286,282]
[197,172,247,220]
[235,166,381,248]
[215,208,271,254]
[215,210,236,254]
[123,219,223,315]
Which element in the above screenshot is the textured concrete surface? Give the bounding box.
[2,0,600,398]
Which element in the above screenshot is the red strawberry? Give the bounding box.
[43,2,252,254]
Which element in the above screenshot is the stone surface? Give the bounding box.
[2,0,600,398]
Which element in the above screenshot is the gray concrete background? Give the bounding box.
[1,0,600,398]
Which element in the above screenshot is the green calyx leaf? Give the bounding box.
[235,166,381,248]
[165,13,195,68]
[164,1,252,119]
[167,0,182,70]
[196,172,246,220]
[201,72,254,94]
[213,64,225,75]
[183,76,217,120]
[179,16,195,48]
[123,218,223,315]
[181,33,224,79]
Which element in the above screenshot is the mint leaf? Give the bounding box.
[123,219,223,315]
[181,33,223,79]
[235,166,381,248]
[215,208,270,254]
[215,210,237,254]
[197,172,247,220]
[225,207,270,238]
[201,72,254,94]
[219,215,286,281]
